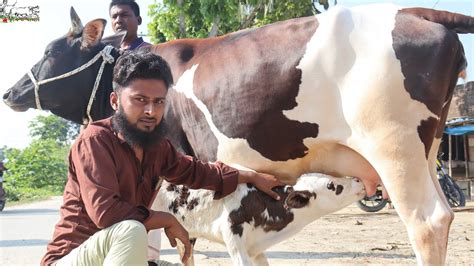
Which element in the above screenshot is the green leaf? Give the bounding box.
[147,0,332,41]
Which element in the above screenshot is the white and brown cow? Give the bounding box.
[152,173,365,266]
[3,4,474,265]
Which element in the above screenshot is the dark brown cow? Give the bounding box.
[3,4,474,264]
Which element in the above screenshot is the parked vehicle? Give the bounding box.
[0,161,6,211]
[357,186,389,212]
[437,154,466,208]
[358,154,465,212]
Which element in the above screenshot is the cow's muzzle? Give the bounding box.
[2,88,29,112]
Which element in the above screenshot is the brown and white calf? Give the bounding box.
[150,173,365,265]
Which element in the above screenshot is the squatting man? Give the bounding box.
[40,50,284,266]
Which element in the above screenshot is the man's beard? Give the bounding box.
[111,107,166,150]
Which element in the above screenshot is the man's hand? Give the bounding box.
[238,170,285,200]
[164,218,191,263]
[144,211,191,263]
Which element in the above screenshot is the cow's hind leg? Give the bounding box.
[428,137,455,217]
[424,136,455,263]
[360,135,452,265]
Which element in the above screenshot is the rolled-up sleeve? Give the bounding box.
[160,140,239,199]
[72,134,149,228]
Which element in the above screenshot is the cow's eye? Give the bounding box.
[44,50,60,57]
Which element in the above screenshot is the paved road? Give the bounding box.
[0,197,182,265]
[1,197,472,265]
[0,197,62,265]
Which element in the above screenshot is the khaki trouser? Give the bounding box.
[55,220,179,266]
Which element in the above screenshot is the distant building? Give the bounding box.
[442,81,474,199]
[448,81,474,119]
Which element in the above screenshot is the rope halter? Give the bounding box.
[27,45,115,125]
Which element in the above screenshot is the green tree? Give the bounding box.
[2,114,77,201]
[28,114,80,145]
[148,0,336,43]
[3,140,69,201]
[0,145,7,161]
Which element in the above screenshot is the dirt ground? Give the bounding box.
[159,202,474,265]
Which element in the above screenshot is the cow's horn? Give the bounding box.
[70,6,83,35]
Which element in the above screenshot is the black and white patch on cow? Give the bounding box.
[151,173,365,265]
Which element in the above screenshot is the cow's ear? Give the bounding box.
[283,185,294,194]
[81,19,106,50]
[284,190,315,209]
[102,31,127,49]
[69,6,83,36]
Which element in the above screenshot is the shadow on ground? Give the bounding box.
[160,249,415,260]
[0,239,50,247]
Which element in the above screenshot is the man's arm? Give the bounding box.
[160,140,284,199]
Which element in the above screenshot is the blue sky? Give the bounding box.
[0,0,473,149]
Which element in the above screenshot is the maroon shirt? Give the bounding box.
[41,118,238,265]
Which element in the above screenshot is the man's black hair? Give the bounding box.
[113,49,174,92]
[109,0,140,17]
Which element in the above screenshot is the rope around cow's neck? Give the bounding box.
[27,45,115,125]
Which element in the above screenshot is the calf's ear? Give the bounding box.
[81,19,106,50]
[284,191,316,209]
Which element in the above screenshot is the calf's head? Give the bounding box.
[285,173,365,216]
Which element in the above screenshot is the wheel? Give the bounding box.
[357,191,388,212]
[0,200,5,211]
[443,179,466,207]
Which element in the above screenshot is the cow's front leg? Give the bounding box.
[251,253,269,266]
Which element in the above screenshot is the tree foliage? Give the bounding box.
[148,0,336,43]
[3,140,69,201]
[28,114,79,146]
[3,114,76,201]
[0,145,7,161]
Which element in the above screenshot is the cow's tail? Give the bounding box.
[402,7,474,33]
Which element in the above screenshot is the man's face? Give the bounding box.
[111,79,167,133]
[110,4,140,36]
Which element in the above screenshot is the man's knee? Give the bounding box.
[112,220,147,243]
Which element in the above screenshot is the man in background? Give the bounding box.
[109,0,151,50]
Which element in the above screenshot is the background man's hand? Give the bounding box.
[238,170,285,200]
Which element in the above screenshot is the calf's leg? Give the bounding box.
[251,253,269,266]
[176,238,195,266]
[222,229,252,266]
